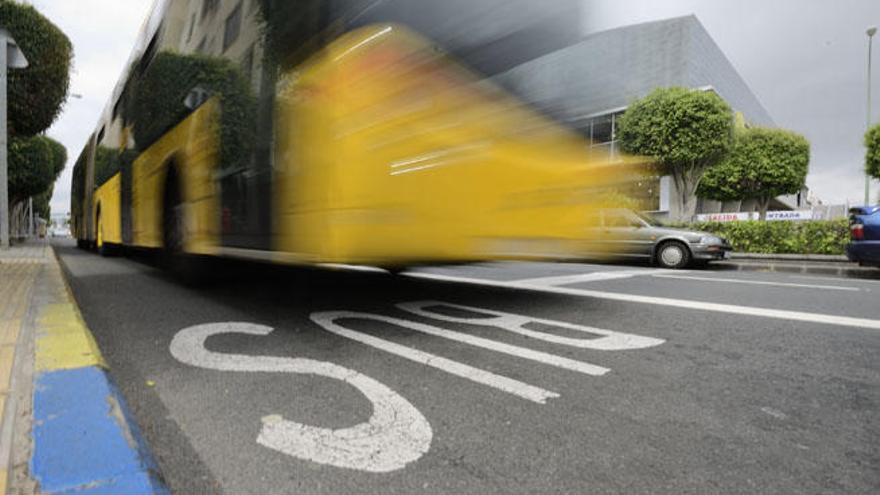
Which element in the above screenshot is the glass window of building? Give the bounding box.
[224,2,243,52]
[187,13,196,43]
[201,0,219,20]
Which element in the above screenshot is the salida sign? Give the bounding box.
[694,210,817,222]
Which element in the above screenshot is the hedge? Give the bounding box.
[94,146,138,187]
[676,220,849,255]
[0,1,72,137]
[132,51,255,171]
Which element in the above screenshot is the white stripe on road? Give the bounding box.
[310,311,561,403]
[652,274,861,291]
[397,300,664,350]
[511,269,659,287]
[404,272,880,330]
[790,275,880,286]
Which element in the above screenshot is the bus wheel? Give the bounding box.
[162,172,206,285]
[96,214,114,257]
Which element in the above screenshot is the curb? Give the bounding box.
[728,252,850,262]
[27,249,169,494]
[713,260,878,278]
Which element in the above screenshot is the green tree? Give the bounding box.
[0,1,73,137]
[618,87,734,221]
[8,135,66,204]
[866,122,880,180]
[699,127,809,220]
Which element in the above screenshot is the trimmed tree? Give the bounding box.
[866,123,880,180]
[0,1,72,137]
[8,135,66,204]
[699,127,809,220]
[618,87,734,221]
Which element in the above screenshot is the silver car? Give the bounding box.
[586,209,733,269]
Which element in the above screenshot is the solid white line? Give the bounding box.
[404,272,880,330]
[512,269,658,287]
[652,274,860,291]
[790,275,880,286]
[310,311,561,403]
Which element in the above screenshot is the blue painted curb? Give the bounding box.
[31,366,169,494]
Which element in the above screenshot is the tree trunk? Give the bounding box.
[757,196,770,221]
[671,168,702,222]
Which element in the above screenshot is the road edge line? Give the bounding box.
[405,272,880,330]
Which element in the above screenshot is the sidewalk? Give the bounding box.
[0,240,167,494]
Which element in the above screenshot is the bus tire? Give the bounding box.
[162,169,207,285]
[96,212,114,257]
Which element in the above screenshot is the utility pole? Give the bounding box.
[0,27,29,249]
[867,27,877,206]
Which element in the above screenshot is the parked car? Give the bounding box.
[584,209,733,269]
[50,226,71,238]
[845,206,880,267]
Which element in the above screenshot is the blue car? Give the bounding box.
[846,206,880,267]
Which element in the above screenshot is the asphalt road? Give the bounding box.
[53,239,879,494]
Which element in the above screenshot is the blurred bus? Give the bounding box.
[71,0,621,274]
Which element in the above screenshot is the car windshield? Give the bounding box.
[633,211,662,227]
[606,209,660,228]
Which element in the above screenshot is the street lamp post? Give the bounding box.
[867,27,877,206]
[0,27,29,249]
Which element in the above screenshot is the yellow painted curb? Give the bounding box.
[0,467,7,495]
[34,302,107,372]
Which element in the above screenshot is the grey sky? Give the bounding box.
[582,0,880,205]
[36,0,154,216]
[38,0,880,214]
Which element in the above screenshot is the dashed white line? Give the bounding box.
[404,272,880,330]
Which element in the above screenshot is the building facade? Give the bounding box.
[494,15,787,219]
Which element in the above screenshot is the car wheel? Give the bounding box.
[656,241,691,269]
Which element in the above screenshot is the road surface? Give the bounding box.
[53,240,879,494]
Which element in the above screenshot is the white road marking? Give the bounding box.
[511,269,659,287]
[652,273,861,291]
[397,301,665,350]
[169,322,432,473]
[404,272,880,330]
[790,275,880,286]
[313,311,609,376]
[310,312,563,403]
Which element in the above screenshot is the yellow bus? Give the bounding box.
[71,0,622,274]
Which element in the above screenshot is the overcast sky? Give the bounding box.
[34,0,154,217]
[36,0,880,214]
[582,0,880,206]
